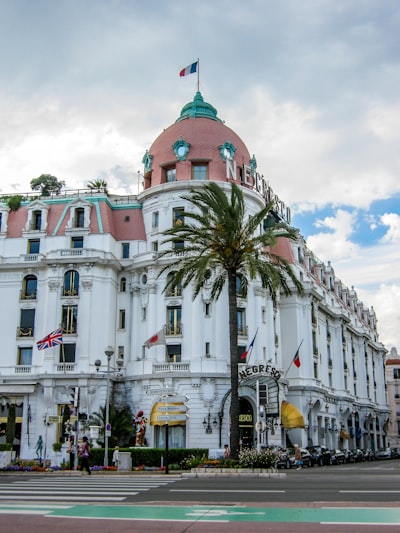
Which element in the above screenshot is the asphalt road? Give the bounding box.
[132,459,400,504]
[0,460,399,532]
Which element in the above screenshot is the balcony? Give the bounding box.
[62,288,79,297]
[56,363,76,372]
[153,362,190,373]
[14,365,32,374]
[20,290,37,300]
[237,325,248,336]
[165,324,182,335]
[16,326,34,338]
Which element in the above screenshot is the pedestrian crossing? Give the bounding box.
[0,475,180,503]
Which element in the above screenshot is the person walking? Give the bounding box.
[67,436,75,470]
[112,445,120,469]
[294,444,303,470]
[79,436,91,475]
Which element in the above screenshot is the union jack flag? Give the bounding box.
[36,328,63,350]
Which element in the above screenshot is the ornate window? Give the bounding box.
[21,275,37,300]
[17,309,35,337]
[62,305,78,334]
[166,272,182,297]
[166,306,182,335]
[219,141,236,162]
[173,138,190,161]
[63,270,79,296]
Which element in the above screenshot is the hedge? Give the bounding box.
[87,447,208,468]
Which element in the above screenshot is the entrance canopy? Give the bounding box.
[281,401,305,429]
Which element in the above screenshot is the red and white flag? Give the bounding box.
[293,347,301,368]
[144,329,166,348]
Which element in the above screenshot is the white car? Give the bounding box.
[375,448,392,460]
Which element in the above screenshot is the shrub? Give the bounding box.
[238,447,277,468]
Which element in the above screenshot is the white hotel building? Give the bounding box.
[0,92,389,461]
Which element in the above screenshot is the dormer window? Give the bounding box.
[75,208,85,228]
[23,201,48,234]
[32,210,42,230]
[66,201,91,234]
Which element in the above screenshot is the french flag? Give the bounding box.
[180,61,198,77]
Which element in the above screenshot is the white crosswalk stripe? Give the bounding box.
[0,475,179,502]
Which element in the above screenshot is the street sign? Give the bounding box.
[47,415,60,423]
[158,396,189,403]
[157,405,185,412]
[157,414,188,422]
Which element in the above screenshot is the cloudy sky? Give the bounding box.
[0,0,399,350]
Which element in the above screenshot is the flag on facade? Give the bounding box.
[240,329,258,362]
[144,329,166,348]
[36,328,63,351]
[179,61,198,77]
[293,347,301,368]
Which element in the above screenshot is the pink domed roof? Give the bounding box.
[143,92,252,189]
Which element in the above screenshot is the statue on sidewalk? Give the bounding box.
[135,410,147,446]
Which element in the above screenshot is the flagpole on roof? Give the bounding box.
[197,57,200,92]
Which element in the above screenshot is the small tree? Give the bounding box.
[30,174,65,196]
[5,404,16,446]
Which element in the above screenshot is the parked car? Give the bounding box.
[351,449,365,462]
[288,447,313,468]
[362,448,375,461]
[342,449,355,463]
[275,448,291,469]
[330,449,345,465]
[307,445,332,466]
[390,447,400,458]
[375,448,392,460]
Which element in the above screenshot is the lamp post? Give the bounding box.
[103,346,114,467]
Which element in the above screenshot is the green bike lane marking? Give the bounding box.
[42,505,400,524]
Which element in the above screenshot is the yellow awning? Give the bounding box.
[150,402,187,427]
[281,401,305,429]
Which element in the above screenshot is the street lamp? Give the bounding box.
[104,346,114,467]
[94,346,115,467]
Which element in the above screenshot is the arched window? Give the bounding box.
[63,270,79,296]
[21,275,37,299]
[166,272,182,297]
[120,277,127,292]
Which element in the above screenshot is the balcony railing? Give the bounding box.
[20,290,37,300]
[62,288,79,297]
[238,325,248,336]
[56,363,76,372]
[16,327,34,338]
[14,365,32,374]
[153,363,190,373]
[165,324,182,335]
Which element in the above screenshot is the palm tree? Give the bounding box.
[87,179,108,193]
[89,405,134,447]
[159,182,303,459]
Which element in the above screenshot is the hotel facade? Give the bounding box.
[0,92,389,461]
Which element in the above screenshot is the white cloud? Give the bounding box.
[380,213,400,243]
[305,209,360,262]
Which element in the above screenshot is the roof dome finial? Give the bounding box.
[176,91,222,123]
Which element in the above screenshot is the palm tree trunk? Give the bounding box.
[228,271,240,460]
